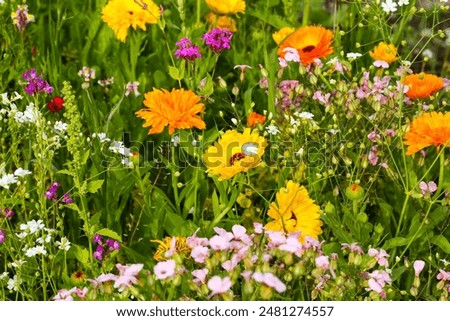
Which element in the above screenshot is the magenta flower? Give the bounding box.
[45,182,61,200]
[93,245,104,261]
[62,193,73,205]
[1,207,14,219]
[201,28,233,54]
[0,230,5,244]
[22,69,53,95]
[174,38,201,61]
[93,234,103,245]
[413,260,425,277]
[207,276,232,296]
[106,238,121,251]
[153,260,176,280]
[252,272,286,293]
[367,129,381,142]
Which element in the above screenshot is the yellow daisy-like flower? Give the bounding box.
[404,112,450,155]
[278,26,334,66]
[136,88,206,135]
[152,237,191,261]
[272,27,295,45]
[203,128,267,180]
[265,180,322,243]
[101,0,161,42]
[205,0,246,15]
[402,73,444,100]
[205,12,237,32]
[369,42,398,64]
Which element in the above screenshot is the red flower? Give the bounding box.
[47,96,64,112]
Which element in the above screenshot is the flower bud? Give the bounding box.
[345,183,364,201]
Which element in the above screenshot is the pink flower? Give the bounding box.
[278,236,302,254]
[125,81,140,97]
[373,60,389,68]
[253,222,263,234]
[53,287,77,301]
[315,255,330,269]
[437,269,450,281]
[75,287,88,299]
[241,271,253,281]
[366,270,392,296]
[153,260,176,280]
[413,260,425,277]
[282,47,300,63]
[252,272,286,293]
[419,181,437,195]
[367,129,381,142]
[368,145,379,166]
[385,129,396,137]
[192,268,208,284]
[114,263,143,289]
[368,248,389,267]
[88,273,117,289]
[341,242,364,254]
[207,276,232,297]
[209,235,231,251]
[231,225,252,245]
[191,245,209,264]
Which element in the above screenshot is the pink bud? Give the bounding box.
[413,260,425,277]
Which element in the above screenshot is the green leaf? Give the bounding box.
[57,169,75,177]
[65,203,81,212]
[96,228,122,242]
[168,66,184,81]
[68,244,89,265]
[383,237,409,250]
[87,179,104,194]
[431,235,450,254]
[212,190,220,217]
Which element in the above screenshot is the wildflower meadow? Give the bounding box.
[1,0,450,310]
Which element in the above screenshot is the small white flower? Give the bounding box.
[346,52,362,60]
[231,118,238,125]
[20,219,45,235]
[109,141,132,157]
[15,232,28,239]
[11,260,26,268]
[0,272,9,280]
[381,0,398,13]
[289,117,298,126]
[298,112,314,120]
[93,132,111,143]
[398,0,409,5]
[267,125,280,135]
[421,49,433,59]
[55,237,71,251]
[171,135,180,147]
[54,121,68,133]
[14,168,31,177]
[295,148,305,157]
[328,129,340,135]
[7,275,22,291]
[0,173,18,189]
[25,245,47,257]
[192,139,198,146]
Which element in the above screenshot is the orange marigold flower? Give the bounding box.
[247,112,266,127]
[402,73,444,99]
[101,0,160,42]
[272,27,295,45]
[369,42,398,64]
[277,26,334,66]
[136,88,206,135]
[404,112,450,155]
[205,12,237,32]
[205,0,245,15]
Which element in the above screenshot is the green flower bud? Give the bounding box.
[345,183,365,201]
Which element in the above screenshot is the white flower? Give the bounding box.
[54,121,68,133]
[15,232,28,239]
[25,245,47,257]
[381,0,398,13]
[11,260,27,268]
[14,103,39,124]
[92,132,111,143]
[7,275,22,291]
[328,129,340,135]
[1,92,9,105]
[0,272,9,280]
[398,0,409,5]
[267,125,280,135]
[289,117,298,126]
[56,237,71,251]
[298,112,314,120]
[421,49,433,59]
[109,141,132,157]
[295,148,305,157]
[14,168,32,177]
[346,52,362,60]
[171,135,180,147]
[20,219,45,235]
[231,118,238,125]
[0,173,18,189]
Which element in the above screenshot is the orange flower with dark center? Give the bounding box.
[136,88,206,135]
[247,112,266,127]
[278,26,334,65]
[404,112,450,155]
[402,73,444,99]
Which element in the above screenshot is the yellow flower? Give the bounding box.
[101,0,160,42]
[404,112,450,155]
[136,88,206,135]
[272,27,295,45]
[152,237,191,261]
[369,42,398,64]
[402,73,444,99]
[203,128,267,180]
[265,180,322,243]
[205,0,246,15]
[278,26,334,66]
[205,12,237,32]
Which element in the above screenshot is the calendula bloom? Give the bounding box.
[136,88,206,135]
[205,0,245,15]
[152,237,191,261]
[403,112,450,155]
[402,73,444,99]
[278,26,333,66]
[203,128,267,180]
[265,180,322,243]
[205,12,237,32]
[101,0,160,42]
[247,112,266,127]
[272,27,295,45]
[369,42,398,64]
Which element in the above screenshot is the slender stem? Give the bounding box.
[302,0,310,26]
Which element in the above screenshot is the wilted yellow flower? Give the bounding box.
[369,42,398,64]
[203,128,267,180]
[152,237,191,261]
[205,12,237,32]
[101,0,160,42]
[272,27,295,45]
[205,0,246,15]
[265,180,322,243]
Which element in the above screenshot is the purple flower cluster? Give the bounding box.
[93,234,121,261]
[22,69,53,96]
[201,28,233,54]
[45,182,73,204]
[174,38,201,61]
[1,207,14,219]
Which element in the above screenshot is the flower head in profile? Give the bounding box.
[403,112,450,155]
[402,73,444,99]
[278,26,333,66]
[205,12,237,32]
[205,0,245,15]
[369,42,398,65]
[265,180,322,243]
[101,0,160,42]
[136,88,206,135]
[203,128,267,180]
[272,27,295,45]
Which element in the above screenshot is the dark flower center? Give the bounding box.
[302,45,316,53]
[229,152,245,166]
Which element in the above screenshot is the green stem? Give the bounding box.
[302,0,310,26]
